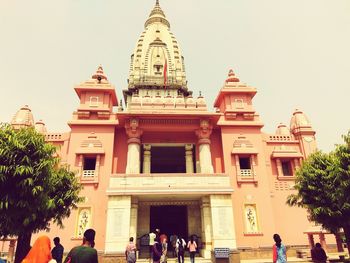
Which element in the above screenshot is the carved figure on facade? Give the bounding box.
[244,205,258,233]
[125,118,143,144]
[196,119,212,144]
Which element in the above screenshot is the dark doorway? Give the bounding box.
[151,146,186,173]
[150,205,188,240]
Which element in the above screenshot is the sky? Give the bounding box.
[0,0,349,152]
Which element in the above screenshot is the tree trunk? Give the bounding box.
[343,226,350,256]
[14,232,32,263]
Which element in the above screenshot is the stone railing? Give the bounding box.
[237,169,257,185]
[240,169,252,177]
[80,170,98,186]
[82,170,96,178]
[267,135,295,142]
[107,173,232,195]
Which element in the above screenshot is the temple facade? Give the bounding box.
[8,1,321,261]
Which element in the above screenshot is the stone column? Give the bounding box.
[276,158,283,177]
[196,120,214,174]
[335,233,344,252]
[8,239,16,263]
[143,144,151,173]
[200,196,213,259]
[125,118,143,174]
[319,233,327,251]
[210,194,237,249]
[130,197,138,241]
[185,144,194,173]
[307,234,315,248]
[105,196,132,253]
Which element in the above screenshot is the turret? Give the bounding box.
[290,109,317,157]
[213,69,263,127]
[71,66,118,121]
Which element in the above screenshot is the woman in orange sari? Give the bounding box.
[22,235,53,263]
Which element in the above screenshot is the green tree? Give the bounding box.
[0,124,82,263]
[287,131,350,255]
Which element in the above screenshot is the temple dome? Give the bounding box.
[35,119,47,134]
[127,0,187,90]
[11,105,34,128]
[290,109,312,132]
[275,123,290,135]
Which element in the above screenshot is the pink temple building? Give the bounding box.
[5,1,336,262]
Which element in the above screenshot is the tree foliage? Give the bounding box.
[0,124,82,262]
[287,131,350,254]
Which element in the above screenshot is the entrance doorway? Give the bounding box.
[150,205,188,240]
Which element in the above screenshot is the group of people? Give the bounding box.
[272,233,328,263]
[20,228,98,263]
[126,229,199,263]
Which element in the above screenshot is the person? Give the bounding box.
[187,236,197,263]
[272,234,287,263]
[176,235,186,263]
[159,233,167,244]
[160,237,168,263]
[152,237,163,263]
[22,235,53,263]
[169,234,178,257]
[149,231,156,260]
[51,237,64,263]
[311,243,327,263]
[125,237,137,263]
[64,229,98,263]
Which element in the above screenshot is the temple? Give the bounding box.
[5,1,330,262]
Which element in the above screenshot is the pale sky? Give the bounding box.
[0,0,349,152]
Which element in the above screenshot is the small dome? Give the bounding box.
[226,69,240,83]
[92,65,108,82]
[290,109,312,132]
[35,120,47,134]
[276,123,290,135]
[11,105,34,128]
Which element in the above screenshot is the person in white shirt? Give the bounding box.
[176,235,186,263]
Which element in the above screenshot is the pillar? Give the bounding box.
[8,239,16,263]
[276,158,283,177]
[201,196,213,259]
[125,118,143,174]
[335,233,344,252]
[210,195,237,249]
[307,234,315,248]
[130,197,138,241]
[185,144,194,173]
[319,233,327,251]
[105,196,132,253]
[143,144,151,173]
[196,120,214,174]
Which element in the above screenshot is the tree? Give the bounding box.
[0,124,82,263]
[287,131,350,255]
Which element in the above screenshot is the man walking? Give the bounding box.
[51,237,64,263]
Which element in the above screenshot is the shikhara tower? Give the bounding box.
[6,1,332,262]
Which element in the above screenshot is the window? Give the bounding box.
[239,157,251,169]
[82,157,96,178]
[235,99,244,109]
[89,96,99,107]
[76,207,92,237]
[281,161,292,176]
[83,157,96,170]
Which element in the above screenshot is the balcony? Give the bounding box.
[81,170,98,186]
[237,169,258,185]
[107,173,233,196]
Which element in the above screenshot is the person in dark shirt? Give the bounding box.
[52,237,64,263]
[64,229,98,263]
[311,243,327,263]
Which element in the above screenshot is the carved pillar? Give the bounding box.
[185,144,194,173]
[200,196,212,259]
[307,234,315,248]
[276,158,283,177]
[143,144,151,173]
[196,120,214,174]
[130,197,138,241]
[125,118,143,174]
